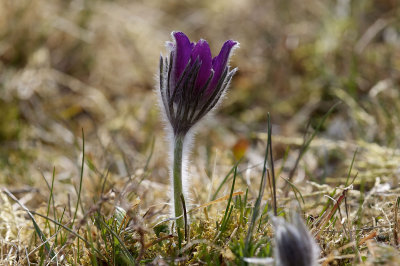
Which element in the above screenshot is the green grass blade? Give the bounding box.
[281,176,305,208]
[287,102,340,183]
[3,189,56,259]
[345,147,358,187]
[98,218,136,264]
[30,210,106,261]
[72,129,85,225]
[267,113,277,216]
[245,114,271,255]
[220,167,238,233]
[211,158,242,201]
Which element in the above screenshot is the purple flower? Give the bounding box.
[159,32,238,136]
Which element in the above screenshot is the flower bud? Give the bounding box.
[272,214,320,266]
[159,32,238,136]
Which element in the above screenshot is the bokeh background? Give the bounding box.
[1,0,400,262]
[2,0,399,184]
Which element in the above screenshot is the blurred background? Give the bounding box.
[1,0,400,209]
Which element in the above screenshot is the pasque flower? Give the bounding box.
[159,31,238,136]
[272,214,320,266]
[158,32,238,229]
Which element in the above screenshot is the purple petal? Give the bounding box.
[209,40,238,94]
[172,32,194,82]
[190,39,212,90]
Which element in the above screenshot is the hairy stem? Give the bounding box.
[173,135,185,229]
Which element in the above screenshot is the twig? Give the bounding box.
[359,231,377,245]
[394,197,400,246]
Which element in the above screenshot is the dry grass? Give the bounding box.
[1,0,400,265]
